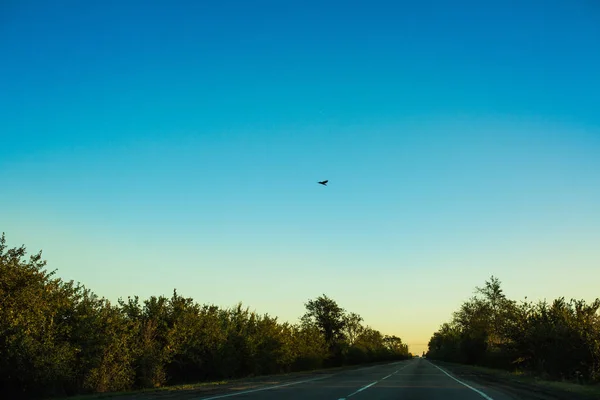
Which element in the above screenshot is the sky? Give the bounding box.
[1,0,599,355]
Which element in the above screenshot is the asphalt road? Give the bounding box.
[190,358,520,400]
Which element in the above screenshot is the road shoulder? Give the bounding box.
[57,360,407,400]
[427,360,600,400]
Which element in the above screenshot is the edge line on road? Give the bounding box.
[427,361,495,400]
[346,381,378,398]
[194,375,331,400]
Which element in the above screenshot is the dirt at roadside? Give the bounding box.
[62,361,396,400]
[74,372,326,400]
[431,361,600,400]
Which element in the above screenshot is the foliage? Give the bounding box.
[427,276,600,384]
[0,234,410,399]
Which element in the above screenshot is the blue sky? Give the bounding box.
[1,0,599,353]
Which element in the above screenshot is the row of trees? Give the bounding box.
[427,276,600,384]
[0,234,410,399]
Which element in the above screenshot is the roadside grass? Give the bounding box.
[434,361,600,399]
[63,380,230,400]
[55,359,407,400]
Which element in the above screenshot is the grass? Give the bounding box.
[435,361,600,399]
[55,359,407,400]
[61,380,231,400]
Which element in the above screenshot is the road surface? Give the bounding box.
[189,358,522,400]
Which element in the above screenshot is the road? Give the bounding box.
[190,358,520,400]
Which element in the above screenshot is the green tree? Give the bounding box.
[0,233,76,398]
[343,312,364,346]
[428,276,600,384]
[301,295,346,346]
[301,295,347,365]
[0,233,415,398]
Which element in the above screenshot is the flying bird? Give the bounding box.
[318,180,328,186]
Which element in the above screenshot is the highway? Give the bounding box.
[190,358,518,400]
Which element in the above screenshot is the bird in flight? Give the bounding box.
[318,180,328,186]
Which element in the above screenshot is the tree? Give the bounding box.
[301,295,346,346]
[0,233,77,398]
[0,233,415,398]
[343,312,364,346]
[474,276,516,349]
[383,335,407,356]
[301,295,347,365]
[428,276,600,383]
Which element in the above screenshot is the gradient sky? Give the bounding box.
[1,0,599,354]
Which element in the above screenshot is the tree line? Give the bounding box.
[427,276,600,384]
[0,234,411,399]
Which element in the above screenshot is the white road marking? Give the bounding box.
[427,361,495,400]
[197,360,411,400]
[346,381,378,397]
[339,360,412,399]
[194,375,331,400]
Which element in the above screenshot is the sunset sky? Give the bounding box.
[2,0,599,354]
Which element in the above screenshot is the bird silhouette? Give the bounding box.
[318,180,328,186]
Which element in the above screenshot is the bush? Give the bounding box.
[0,233,411,398]
[427,276,600,384]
